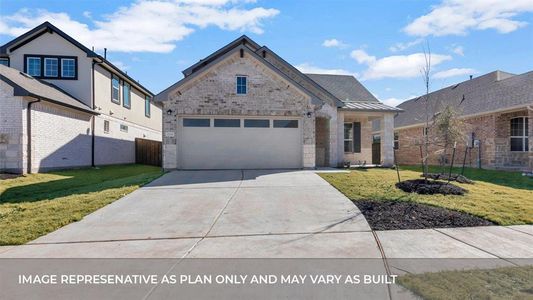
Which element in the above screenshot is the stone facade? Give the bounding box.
[162,51,317,169]
[395,109,533,171]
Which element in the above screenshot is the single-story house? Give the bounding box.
[155,35,401,170]
[394,70,533,171]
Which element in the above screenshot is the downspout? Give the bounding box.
[27,98,41,174]
[91,61,96,167]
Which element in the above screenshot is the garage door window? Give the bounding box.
[183,118,210,127]
[214,119,240,127]
[273,120,298,128]
[244,119,270,128]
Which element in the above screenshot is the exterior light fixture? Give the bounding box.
[306,112,312,118]
[166,109,173,115]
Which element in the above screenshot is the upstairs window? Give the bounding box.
[61,58,76,78]
[0,58,9,66]
[510,117,529,152]
[27,57,41,76]
[145,95,151,117]
[44,58,58,77]
[236,76,247,95]
[123,83,131,108]
[111,75,120,104]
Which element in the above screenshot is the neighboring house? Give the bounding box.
[155,36,401,170]
[394,70,533,171]
[0,22,162,174]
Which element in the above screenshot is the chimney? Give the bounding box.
[469,75,473,80]
[104,48,107,59]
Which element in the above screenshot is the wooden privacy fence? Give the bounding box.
[135,138,162,167]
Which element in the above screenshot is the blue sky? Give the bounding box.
[1,0,532,106]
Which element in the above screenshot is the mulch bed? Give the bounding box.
[356,200,494,230]
[396,179,467,195]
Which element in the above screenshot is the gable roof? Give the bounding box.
[0,21,153,96]
[306,74,377,102]
[395,70,533,128]
[156,43,323,106]
[0,65,97,114]
[182,35,261,77]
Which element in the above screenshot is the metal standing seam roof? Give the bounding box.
[341,101,403,112]
[0,65,97,114]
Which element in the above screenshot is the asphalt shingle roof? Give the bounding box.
[0,65,97,114]
[395,70,533,128]
[305,73,377,102]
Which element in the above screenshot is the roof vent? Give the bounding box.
[469,75,473,80]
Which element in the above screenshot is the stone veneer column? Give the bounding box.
[382,113,394,167]
[336,111,345,167]
[302,116,316,168]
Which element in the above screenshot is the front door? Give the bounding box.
[372,135,381,165]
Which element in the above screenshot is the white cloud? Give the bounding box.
[389,38,423,52]
[404,0,533,36]
[451,45,464,56]
[110,60,128,70]
[295,63,357,76]
[350,49,452,80]
[433,68,477,79]
[382,97,404,107]
[322,38,347,48]
[0,0,279,53]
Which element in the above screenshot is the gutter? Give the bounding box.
[26,98,41,174]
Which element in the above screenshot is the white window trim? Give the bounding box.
[510,116,529,152]
[236,75,248,95]
[111,75,120,104]
[26,57,41,76]
[61,58,76,78]
[44,58,58,78]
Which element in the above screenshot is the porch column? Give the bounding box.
[382,113,394,166]
[337,111,345,166]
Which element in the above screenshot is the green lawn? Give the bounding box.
[398,265,533,300]
[0,164,163,245]
[319,167,533,225]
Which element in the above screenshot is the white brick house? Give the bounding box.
[156,36,401,170]
[0,22,162,173]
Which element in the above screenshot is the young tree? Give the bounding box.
[433,105,466,169]
[420,43,432,182]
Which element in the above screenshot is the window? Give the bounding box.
[236,76,247,95]
[344,123,353,152]
[372,119,381,132]
[510,117,529,152]
[123,83,131,108]
[344,122,361,153]
[145,95,151,117]
[61,58,76,78]
[111,75,120,104]
[120,124,128,132]
[394,132,399,150]
[183,118,210,127]
[214,119,240,127]
[422,127,429,136]
[244,119,269,128]
[104,120,110,133]
[44,58,58,77]
[273,120,298,128]
[0,58,9,66]
[27,57,41,76]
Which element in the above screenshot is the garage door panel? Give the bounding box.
[179,117,302,169]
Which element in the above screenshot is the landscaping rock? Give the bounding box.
[396,179,467,195]
[356,200,494,230]
[421,173,474,184]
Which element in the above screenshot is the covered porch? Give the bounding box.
[334,102,402,167]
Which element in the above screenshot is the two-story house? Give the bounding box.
[0,22,162,173]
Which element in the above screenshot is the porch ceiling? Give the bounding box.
[341,101,403,112]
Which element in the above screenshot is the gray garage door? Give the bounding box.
[178,116,302,169]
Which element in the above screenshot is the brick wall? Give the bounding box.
[0,81,24,173]
[395,109,532,171]
[30,101,93,172]
[162,51,316,169]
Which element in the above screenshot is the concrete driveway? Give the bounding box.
[0,170,380,258]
